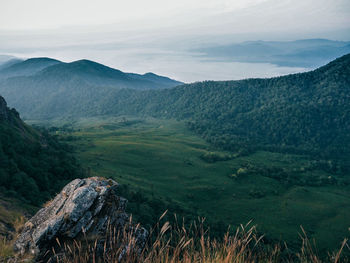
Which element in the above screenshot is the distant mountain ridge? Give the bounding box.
[0,55,19,64]
[195,39,350,67]
[0,57,182,88]
[0,58,61,79]
[0,58,24,71]
[0,57,182,118]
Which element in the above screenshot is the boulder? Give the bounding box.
[14,177,148,262]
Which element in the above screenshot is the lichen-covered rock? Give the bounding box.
[14,177,148,262]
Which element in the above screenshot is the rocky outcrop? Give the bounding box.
[0,95,8,121]
[14,177,148,262]
[0,95,20,123]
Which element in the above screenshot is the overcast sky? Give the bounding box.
[1,0,349,34]
[0,0,349,82]
[1,0,267,30]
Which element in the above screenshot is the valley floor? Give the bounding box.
[26,117,350,254]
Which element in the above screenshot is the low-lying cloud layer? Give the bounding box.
[0,0,349,82]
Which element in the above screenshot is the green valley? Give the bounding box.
[1,53,349,260]
[47,117,350,253]
[1,0,350,260]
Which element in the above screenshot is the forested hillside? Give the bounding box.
[0,58,60,79]
[105,54,350,159]
[0,95,84,205]
[0,58,182,118]
[1,55,349,160]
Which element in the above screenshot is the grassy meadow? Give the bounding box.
[33,117,350,255]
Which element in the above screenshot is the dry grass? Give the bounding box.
[13,216,26,233]
[0,217,25,262]
[0,216,35,263]
[1,211,348,262]
[0,237,14,260]
[43,199,53,208]
[50,213,349,263]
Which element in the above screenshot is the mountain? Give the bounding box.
[195,39,350,67]
[127,72,181,86]
[0,58,24,71]
[0,57,182,118]
[0,57,182,88]
[1,55,349,158]
[0,57,61,79]
[36,59,182,88]
[0,95,83,205]
[101,54,349,159]
[0,55,18,64]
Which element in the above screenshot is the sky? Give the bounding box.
[1,0,269,30]
[0,0,349,82]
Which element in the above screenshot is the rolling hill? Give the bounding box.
[0,57,61,79]
[0,57,182,118]
[0,57,182,87]
[0,58,24,71]
[0,55,19,65]
[34,59,183,88]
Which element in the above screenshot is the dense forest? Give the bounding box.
[104,54,350,161]
[0,96,84,205]
[0,95,212,235]
[1,55,349,161]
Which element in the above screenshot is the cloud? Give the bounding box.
[0,0,348,82]
[0,0,268,30]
